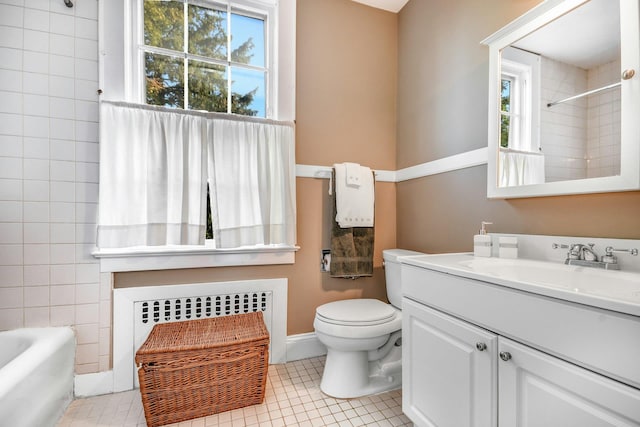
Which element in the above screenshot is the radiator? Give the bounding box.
[113,279,287,392]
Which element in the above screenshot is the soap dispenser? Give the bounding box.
[474,221,493,257]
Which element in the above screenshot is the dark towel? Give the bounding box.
[330,170,374,278]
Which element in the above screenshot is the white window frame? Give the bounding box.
[500,47,541,153]
[97,0,297,271]
[130,0,276,118]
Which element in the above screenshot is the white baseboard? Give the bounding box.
[286,332,326,362]
[74,371,114,397]
[74,333,326,397]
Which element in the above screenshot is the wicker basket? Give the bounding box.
[135,312,270,427]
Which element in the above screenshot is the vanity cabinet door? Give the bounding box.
[498,337,640,426]
[402,298,497,427]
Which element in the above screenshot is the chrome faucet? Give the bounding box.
[552,242,639,270]
[568,243,598,261]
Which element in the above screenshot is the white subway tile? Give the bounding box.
[23,243,50,264]
[75,243,96,264]
[99,327,110,355]
[0,266,22,287]
[23,137,49,159]
[24,307,49,326]
[75,282,99,303]
[24,93,50,117]
[49,96,75,120]
[75,182,98,203]
[99,300,110,327]
[75,59,98,82]
[0,112,23,136]
[50,159,75,181]
[50,243,75,264]
[27,0,50,11]
[0,69,22,92]
[75,122,98,143]
[23,158,49,181]
[0,91,22,114]
[0,200,22,221]
[0,156,22,179]
[0,308,24,330]
[50,201,74,223]
[75,162,98,183]
[24,222,49,244]
[51,222,75,244]
[24,7,49,32]
[23,201,49,222]
[23,264,49,286]
[23,50,49,73]
[76,141,98,161]
[50,118,74,140]
[75,203,97,224]
[50,139,75,161]
[23,29,49,53]
[50,180,75,202]
[50,12,74,36]
[75,304,99,326]
[0,4,24,29]
[23,72,49,95]
[0,178,22,201]
[75,222,96,244]
[0,47,22,71]
[50,33,74,57]
[76,263,98,284]
[50,75,74,98]
[0,244,22,265]
[0,287,23,308]
[0,222,22,244]
[50,53,74,77]
[50,304,74,326]
[24,286,49,307]
[50,283,75,304]
[74,78,98,101]
[51,265,75,285]
[0,135,23,158]
[23,115,49,138]
[74,100,97,122]
[75,17,98,41]
[0,23,23,50]
[74,0,98,20]
[75,38,97,61]
[75,322,99,344]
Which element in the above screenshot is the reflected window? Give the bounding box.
[142,0,268,118]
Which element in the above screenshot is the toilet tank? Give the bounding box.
[383,249,424,308]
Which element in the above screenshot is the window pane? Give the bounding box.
[144,0,184,51]
[145,52,184,108]
[501,79,511,113]
[231,67,265,117]
[500,114,510,148]
[188,60,228,113]
[188,4,227,60]
[231,13,265,67]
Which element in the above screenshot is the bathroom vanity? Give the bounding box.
[400,254,640,427]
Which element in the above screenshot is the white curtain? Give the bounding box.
[98,102,208,248]
[208,118,296,248]
[98,101,296,249]
[499,150,546,187]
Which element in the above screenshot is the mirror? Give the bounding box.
[482,0,640,198]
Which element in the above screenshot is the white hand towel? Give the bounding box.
[344,162,361,187]
[334,163,375,228]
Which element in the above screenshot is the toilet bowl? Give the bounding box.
[313,248,423,399]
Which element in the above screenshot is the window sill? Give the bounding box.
[93,244,299,273]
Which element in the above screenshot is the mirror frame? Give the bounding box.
[482,0,640,199]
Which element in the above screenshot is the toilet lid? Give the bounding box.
[316,299,397,326]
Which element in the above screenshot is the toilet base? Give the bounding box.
[320,345,402,399]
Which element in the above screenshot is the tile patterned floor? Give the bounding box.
[56,357,413,427]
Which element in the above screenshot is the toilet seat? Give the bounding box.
[315,299,397,326]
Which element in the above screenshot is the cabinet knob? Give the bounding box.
[622,69,636,80]
[499,351,512,362]
[476,342,487,351]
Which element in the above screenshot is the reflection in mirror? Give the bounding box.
[498,0,621,188]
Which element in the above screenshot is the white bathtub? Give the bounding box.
[0,328,75,427]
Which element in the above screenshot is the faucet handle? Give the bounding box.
[551,243,569,249]
[605,246,639,257]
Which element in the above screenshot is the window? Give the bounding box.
[137,0,271,118]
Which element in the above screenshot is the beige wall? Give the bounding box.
[396,0,640,254]
[115,0,399,336]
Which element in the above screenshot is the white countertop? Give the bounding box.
[401,253,640,317]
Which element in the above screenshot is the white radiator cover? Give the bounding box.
[113,279,287,392]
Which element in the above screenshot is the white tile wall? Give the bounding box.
[0,0,107,375]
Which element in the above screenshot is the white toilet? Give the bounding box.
[313,248,423,398]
